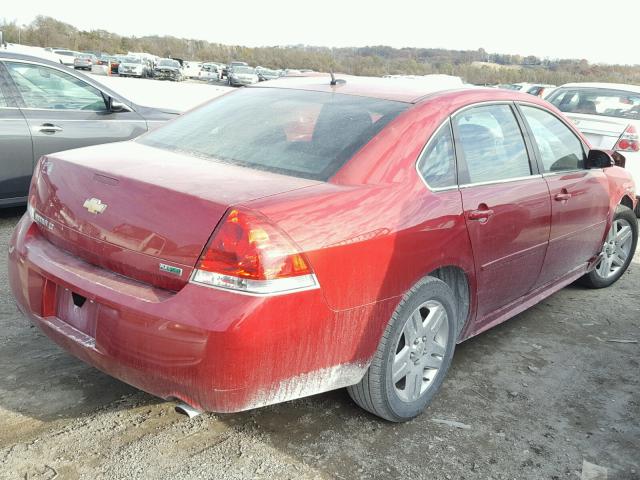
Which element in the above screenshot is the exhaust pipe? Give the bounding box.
[175,402,203,419]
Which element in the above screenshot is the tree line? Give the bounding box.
[2,15,640,85]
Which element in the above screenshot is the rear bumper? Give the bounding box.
[230,78,258,86]
[621,151,640,198]
[8,215,370,412]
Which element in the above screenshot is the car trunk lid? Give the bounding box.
[31,141,320,291]
[564,113,633,149]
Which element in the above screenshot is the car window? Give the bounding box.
[547,88,640,120]
[520,106,585,172]
[453,104,531,184]
[5,62,107,111]
[138,87,408,181]
[0,88,7,107]
[417,123,456,189]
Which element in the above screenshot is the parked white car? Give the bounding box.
[198,63,221,81]
[183,61,203,79]
[546,82,640,215]
[50,49,78,66]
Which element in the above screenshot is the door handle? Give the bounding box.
[468,208,494,221]
[34,123,63,133]
[554,192,572,201]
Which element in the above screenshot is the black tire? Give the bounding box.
[579,205,637,288]
[635,201,640,218]
[347,276,457,422]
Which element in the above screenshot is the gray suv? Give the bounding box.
[0,52,178,207]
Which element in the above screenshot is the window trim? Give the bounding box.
[514,102,588,176]
[414,118,459,193]
[451,101,539,187]
[1,58,130,113]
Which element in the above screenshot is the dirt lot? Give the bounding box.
[0,206,638,480]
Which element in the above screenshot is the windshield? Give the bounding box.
[547,87,640,120]
[138,88,408,181]
[159,59,180,68]
[233,66,254,74]
[55,51,75,56]
[123,57,142,64]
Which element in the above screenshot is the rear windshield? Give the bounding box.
[138,87,408,180]
[547,87,640,120]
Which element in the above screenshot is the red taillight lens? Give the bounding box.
[192,209,317,294]
[614,124,640,152]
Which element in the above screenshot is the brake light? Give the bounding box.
[614,124,640,152]
[191,208,318,294]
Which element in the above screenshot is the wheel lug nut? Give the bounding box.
[422,336,427,342]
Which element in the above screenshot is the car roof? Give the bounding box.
[252,74,476,103]
[557,82,640,94]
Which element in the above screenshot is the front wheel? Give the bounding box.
[347,277,457,422]
[580,205,637,288]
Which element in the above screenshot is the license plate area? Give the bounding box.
[55,288,98,338]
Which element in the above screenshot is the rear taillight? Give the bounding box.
[191,208,318,295]
[614,124,640,153]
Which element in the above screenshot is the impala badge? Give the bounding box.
[83,197,108,214]
[160,263,183,276]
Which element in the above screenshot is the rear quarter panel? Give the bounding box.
[244,95,479,356]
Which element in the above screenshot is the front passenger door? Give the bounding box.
[4,61,148,164]
[453,104,551,326]
[518,105,610,286]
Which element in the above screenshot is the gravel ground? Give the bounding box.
[1,207,638,480]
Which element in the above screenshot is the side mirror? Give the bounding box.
[107,97,131,113]
[586,149,618,169]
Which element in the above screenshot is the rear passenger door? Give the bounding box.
[517,104,610,285]
[453,104,551,324]
[0,62,33,205]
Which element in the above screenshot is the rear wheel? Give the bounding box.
[347,277,457,422]
[580,205,637,288]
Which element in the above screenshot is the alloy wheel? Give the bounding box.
[392,300,449,402]
[595,218,634,280]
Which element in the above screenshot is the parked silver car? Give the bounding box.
[0,52,178,207]
[228,65,259,87]
[118,56,151,78]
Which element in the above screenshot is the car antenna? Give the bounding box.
[330,70,345,86]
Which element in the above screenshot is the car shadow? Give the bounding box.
[0,315,162,423]
[0,206,161,423]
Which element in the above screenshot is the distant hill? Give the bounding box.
[2,15,640,85]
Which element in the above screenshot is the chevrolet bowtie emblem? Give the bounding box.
[83,198,108,214]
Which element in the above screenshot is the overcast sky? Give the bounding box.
[6,0,640,65]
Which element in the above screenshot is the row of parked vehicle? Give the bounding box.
[184,60,312,87]
[29,45,310,86]
[44,48,188,81]
[497,82,557,98]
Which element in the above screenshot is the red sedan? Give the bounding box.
[8,77,638,422]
